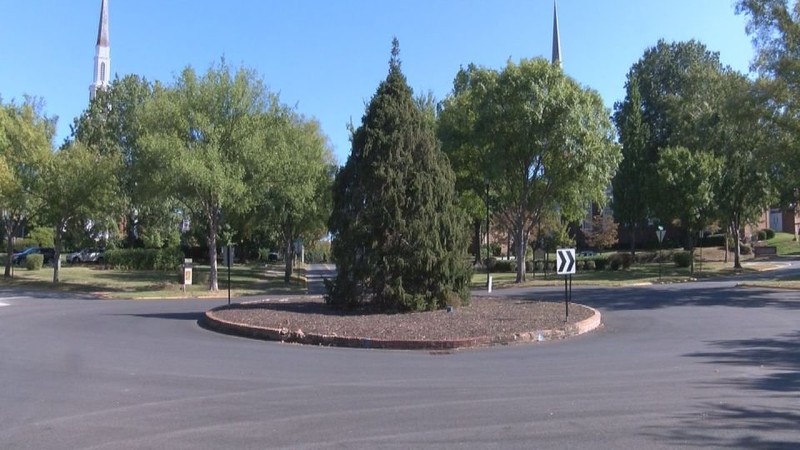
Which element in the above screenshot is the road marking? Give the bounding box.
[0,302,9,307]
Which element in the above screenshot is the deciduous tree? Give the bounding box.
[440,59,620,283]
[137,60,271,290]
[0,98,54,277]
[37,142,120,282]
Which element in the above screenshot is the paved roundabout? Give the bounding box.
[0,261,798,449]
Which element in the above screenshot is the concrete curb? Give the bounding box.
[201,302,602,350]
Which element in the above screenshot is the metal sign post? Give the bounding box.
[656,227,666,280]
[224,245,234,305]
[556,248,576,322]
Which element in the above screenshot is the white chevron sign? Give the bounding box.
[556,248,576,275]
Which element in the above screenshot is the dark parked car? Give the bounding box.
[11,247,55,265]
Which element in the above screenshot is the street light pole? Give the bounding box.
[485,179,490,288]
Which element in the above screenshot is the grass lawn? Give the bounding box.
[471,247,773,290]
[765,232,800,256]
[0,262,306,299]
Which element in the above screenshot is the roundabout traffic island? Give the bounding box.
[202,296,602,350]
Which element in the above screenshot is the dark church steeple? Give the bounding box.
[552,0,562,66]
[90,0,111,99]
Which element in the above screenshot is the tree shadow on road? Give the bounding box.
[645,331,800,447]
[647,402,800,449]
[508,284,800,312]
[114,312,206,321]
[686,331,800,393]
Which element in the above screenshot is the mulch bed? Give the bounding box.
[207,295,593,342]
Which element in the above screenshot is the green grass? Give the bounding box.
[0,262,306,299]
[766,232,800,256]
[472,260,762,289]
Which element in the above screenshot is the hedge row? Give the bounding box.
[105,248,183,271]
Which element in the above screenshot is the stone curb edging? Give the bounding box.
[201,302,602,350]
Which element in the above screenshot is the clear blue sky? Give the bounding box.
[1,0,754,164]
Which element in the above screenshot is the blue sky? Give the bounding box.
[1,1,754,164]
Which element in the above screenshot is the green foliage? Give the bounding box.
[763,228,776,240]
[70,74,165,247]
[757,230,767,241]
[25,254,43,270]
[8,238,37,252]
[657,146,722,239]
[38,141,121,282]
[612,74,650,246]
[740,243,752,255]
[137,59,276,290]
[737,1,800,203]
[327,39,472,311]
[105,247,183,271]
[594,256,609,270]
[1,97,55,278]
[28,228,54,247]
[584,260,596,271]
[673,251,693,268]
[439,58,620,283]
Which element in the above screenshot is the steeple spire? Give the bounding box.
[552,0,562,66]
[96,0,109,47]
[90,0,111,100]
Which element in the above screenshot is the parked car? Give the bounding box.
[11,247,55,265]
[67,247,105,263]
[578,250,597,258]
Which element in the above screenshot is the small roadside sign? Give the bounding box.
[556,248,576,275]
[183,258,192,286]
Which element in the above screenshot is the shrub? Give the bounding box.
[484,257,498,271]
[757,230,767,241]
[534,260,544,271]
[525,260,534,273]
[594,256,609,270]
[702,234,726,248]
[584,260,595,271]
[763,228,776,240]
[609,253,633,270]
[740,244,752,255]
[493,260,516,272]
[106,247,183,271]
[25,254,44,271]
[673,251,693,268]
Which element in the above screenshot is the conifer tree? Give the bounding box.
[326,39,471,311]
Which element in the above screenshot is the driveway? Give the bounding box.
[0,261,798,449]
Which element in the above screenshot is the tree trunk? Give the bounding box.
[53,225,63,283]
[515,225,526,283]
[731,223,743,270]
[284,238,294,283]
[629,223,637,255]
[472,219,481,264]
[4,223,14,278]
[207,220,219,291]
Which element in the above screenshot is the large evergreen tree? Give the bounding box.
[327,39,471,311]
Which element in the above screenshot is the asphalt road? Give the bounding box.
[1,261,799,449]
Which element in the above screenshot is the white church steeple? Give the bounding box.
[90,0,111,99]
